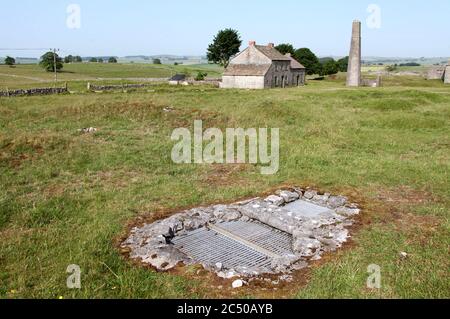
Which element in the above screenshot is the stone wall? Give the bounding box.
[0,87,68,97]
[362,76,382,87]
[445,66,450,84]
[265,61,294,88]
[88,83,151,91]
[221,76,266,89]
[427,66,446,80]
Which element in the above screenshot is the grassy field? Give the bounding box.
[0,69,449,299]
[0,63,223,88]
[362,65,429,74]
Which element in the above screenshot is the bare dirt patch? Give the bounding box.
[200,164,255,188]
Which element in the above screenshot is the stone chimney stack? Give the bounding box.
[346,20,362,87]
[268,43,274,48]
[249,41,256,46]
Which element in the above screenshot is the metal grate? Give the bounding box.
[173,221,294,272]
[218,221,293,256]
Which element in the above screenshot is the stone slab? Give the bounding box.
[284,200,335,218]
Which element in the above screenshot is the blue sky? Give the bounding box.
[1,0,449,58]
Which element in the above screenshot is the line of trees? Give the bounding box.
[276,43,349,76]
[64,55,83,63]
[87,57,118,63]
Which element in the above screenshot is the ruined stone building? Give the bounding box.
[427,60,450,84]
[221,41,306,89]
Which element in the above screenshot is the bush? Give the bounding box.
[195,72,208,81]
[386,65,398,72]
[321,59,339,76]
[153,58,162,64]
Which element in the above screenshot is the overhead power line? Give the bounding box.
[0,48,50,51]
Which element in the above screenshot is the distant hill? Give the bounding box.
[360,56,449,66]
[320,56,449,66]
[2,54,447,66]
[119,55,208,65]
[0,57,39,64]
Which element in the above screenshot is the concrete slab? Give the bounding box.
[284,200,334,218]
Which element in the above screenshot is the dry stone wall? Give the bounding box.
[0,87,68,97]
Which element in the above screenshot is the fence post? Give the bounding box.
[6,87,10,98]
[87,82,91,91]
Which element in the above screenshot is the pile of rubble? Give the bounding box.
[121,188,360,279]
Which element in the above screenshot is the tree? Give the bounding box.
[108,57,118,63]
[64,55,74,63]
[153,58,162,64]
[89,57,98,63]
[98,58,104,63]
[275,43,295,55]
[322,59,339,76]
[386,65,397,72]
[337,56,349,72]
[74,56,83,63]
[39,51,63,72]
[207,28,242,68]
[294,48,321,75]
[4,56,15,66]
[195,71,208,81]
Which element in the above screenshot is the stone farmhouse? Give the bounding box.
[221,41,306,89]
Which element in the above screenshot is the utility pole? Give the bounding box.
[50,48,60,86]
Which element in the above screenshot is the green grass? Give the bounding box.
[0,74,449,299]
[0,63,223,88]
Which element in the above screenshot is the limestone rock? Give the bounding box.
[232,280,244,289]
[335,207,360,217]
[303,190,317,200]
[312,193,330,205]
[293,237,322,257]
[277,190,300,203]
[265,195,285,206]
[327,196,348,209]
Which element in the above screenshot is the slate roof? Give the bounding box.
[169,74,186,81]
[255,45,291,61]
[285,54,305,69]
[223,44,304,76]
[223,64,271,76]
